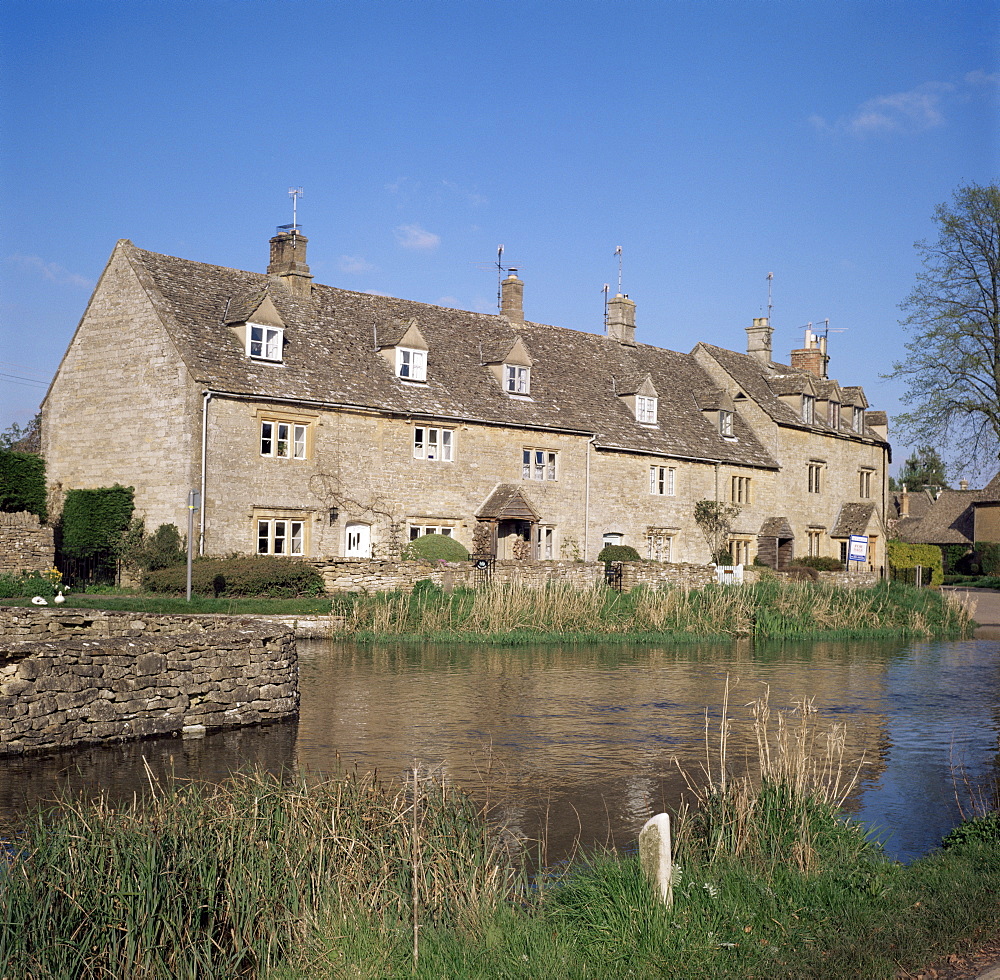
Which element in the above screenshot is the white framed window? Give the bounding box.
[505,364,530,394]
[636,395,658,424]
[413,426,453,461]
[409,524,454,540]
[248,323,283,362]
[860,469,873,499]
[650,465,676,496]
[260,420,308,459]
[802,395,815,424]
[719,410,734,437]
[853,407,865,433]
[522,448,557,481]
[257,518,305,556]
[396,347,427,381]
[808,462,823,494]
[534,525,555,559]
[646,530,673,562]
[731,475,752,504]
[603,532,624,547]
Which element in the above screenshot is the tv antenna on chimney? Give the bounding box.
[615,245,623,294]
[602,283,610,330]
[766,272,773,321]
[496,244,510,311]
[288,187,304,232]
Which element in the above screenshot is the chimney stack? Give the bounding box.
[501,270,524,322]
[746,316,773,364]
[268,229,313,298]
[789,326,828,379]
[607,293,636,346]
[900,486,910,517]
[960,479,969,491]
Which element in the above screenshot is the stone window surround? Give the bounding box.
[409,523,455,540]
[413,425,454,462]
[256,514,307,556]
[523,447,558,481]
[731,474,752,505]
[808,461,824,494]
[859,468,874,499]
[650,465,676,496]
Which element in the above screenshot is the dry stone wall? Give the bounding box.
[0,511,55,575]
[0,608,297,756]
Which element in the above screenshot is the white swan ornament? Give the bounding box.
[54,593,65,604]
[31,596,48,605]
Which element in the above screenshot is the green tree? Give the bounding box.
[0,412,41,452]
[885,182,1000,475]
[693,499,741,564]
[889,445,950,492]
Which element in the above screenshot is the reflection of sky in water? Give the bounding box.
[2,637,998,865]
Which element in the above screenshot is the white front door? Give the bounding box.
[345,522,371,558]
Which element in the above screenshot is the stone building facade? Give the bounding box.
[42,231,890,569]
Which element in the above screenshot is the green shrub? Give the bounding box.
[791,556,844,571]
[0,570,60,600]
[60,485,134,560]
[597,544,641,563]
[942,810,1000,849]
[143,556,324,597]
[887,540,944,586]
[941,544,969,575]
[0,450,46,520]
[974,541,1000,576]
[402,533,470,561]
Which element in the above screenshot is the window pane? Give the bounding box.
[413,350,426,380]
[257,520,270,554]
[290,522,304,556]
[667,468,675,495]
[547,452,556,480]
[273,520,287,554]
[250,326,263,358]
[293,425,307,459]
[522,449,531,479]
[441,429,453,461]
[534,450,544,480]
[276,423,290,458]
[414,428,425,459]
[261,421,273,456]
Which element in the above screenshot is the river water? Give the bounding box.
[2,636,998,863]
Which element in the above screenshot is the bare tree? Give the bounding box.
[885,182,1000,476]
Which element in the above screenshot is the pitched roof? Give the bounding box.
[830,503,876,537]
[694,342,887,444]
[122,241,779,469]
[894,474,1000,545]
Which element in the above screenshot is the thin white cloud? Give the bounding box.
[9,254,92,288]
[338,255,374,275]
[811,81,956,136]
[441,180,488,208]
[435,295,461,309]
[394,224,440,251]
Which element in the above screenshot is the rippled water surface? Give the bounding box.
[3,636,999,862]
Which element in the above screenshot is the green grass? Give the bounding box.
[0,591,334,616]
[4,694,999,979]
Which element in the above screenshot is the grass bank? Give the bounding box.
[3,693,998,979]
[332,578,973,643]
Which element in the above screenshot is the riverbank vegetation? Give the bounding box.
[3,694,998,979]
[332,578,972,642]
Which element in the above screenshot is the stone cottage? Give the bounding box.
[41,229,891,568]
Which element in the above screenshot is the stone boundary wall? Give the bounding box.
[310,558,880,593]
[0,608,297,757]
[0,511,55,576]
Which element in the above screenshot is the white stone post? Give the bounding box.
[638,812,673,906]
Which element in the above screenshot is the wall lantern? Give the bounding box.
[329,507,339,525]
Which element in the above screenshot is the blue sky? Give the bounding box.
[1,0,996,478]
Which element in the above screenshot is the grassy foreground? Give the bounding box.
[330,578,973,643]
[3,694,999,979]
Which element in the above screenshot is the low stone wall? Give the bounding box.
[0,609,297,756]
[0,511,55,576]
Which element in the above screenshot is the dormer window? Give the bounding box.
[396,347,426,382]
[802,395,815,424]
[248,323,283,362]
[720,410,734,437]
[636,395,658,424]
[505,364,530,394]
[853,406,864,432]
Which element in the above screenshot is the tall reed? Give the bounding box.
[0,766,516,978]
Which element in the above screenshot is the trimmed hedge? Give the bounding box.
[597,544,641,563]
[974,542,1000,577]
[143,556,324,597]
[60,485,134,560]
[0,451,46,520]
[791,556,844,572]
[401,533,470,562]
[887,540,944,587]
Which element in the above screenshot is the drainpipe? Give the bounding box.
[200,390,213,555]
[584,435,597,561]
